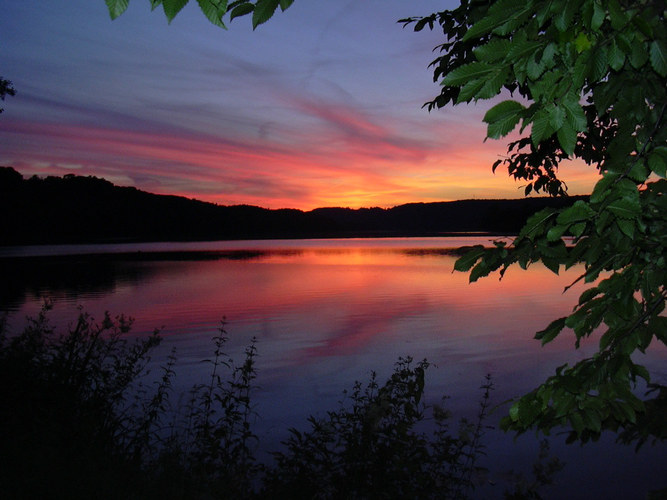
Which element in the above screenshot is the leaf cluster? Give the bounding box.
[105,0,293,29]
[403,0,666,196]
[406,0,667,444]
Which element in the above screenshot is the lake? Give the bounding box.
[2,237,665,499]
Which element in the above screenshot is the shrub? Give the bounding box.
[262,359,492,499]
[0,302,162,498]
[1,305,558,499]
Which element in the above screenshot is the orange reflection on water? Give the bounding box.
[14,243,664,386]
[111,249,596,364]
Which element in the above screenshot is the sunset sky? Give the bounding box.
[1,1,600,210]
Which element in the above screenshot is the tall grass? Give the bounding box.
[0,304,561,499]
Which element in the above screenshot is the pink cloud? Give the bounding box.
[0,112,600,210]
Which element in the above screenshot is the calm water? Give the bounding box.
[2,237,665,498]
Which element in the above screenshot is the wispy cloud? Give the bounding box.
[0,1,599,209]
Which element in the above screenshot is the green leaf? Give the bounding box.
[590,174,619,203]
[527,55,546,80]
[453,246,486,272]
[557,200,595,225]
[469,260,491,283]
[626,161,649,183]
[163,0,189,22]
[575,33,591,53]
[616,33,633,55]
[632,13,653,38]
[649,316,667,345]
[252,0,280,29]
[105,0,129,19]
[583,408,602,433]
[442,62,495,87]
[569,221,586,237]
[196,0,228,28]
[230,2,253,20]
[616,218,634,238]
[557,121,577,156]
[542,257,560,274]
[456,78,486,103]
[519,208,558,239]
[535,317,567,345]
[541,43,558,69]
[578,287,600,305]
[607,40,626,71]
[508,40,543,61]
[629,41,648,69]
[462,16,503,41]
[474,39,512,63]
[554,0,577,31]
[518,399,541,426]
[649,40,667,77]
[607,0,627,29]
[477,67,510,100]
[463,0,531,41]
[648,147,667,177]
[606,135,638,171]
[591,2,605,31]
[615,401,637,424]
[279,0,293,10]
[547,224,567,242]
[607,197,641,219]
[599,329,614,350]
[483,100,525,139]
[531,109,554,145]
[562,94,588,131]
[548,105,566,130]
[588,45,609,81]
[612,178,639,197]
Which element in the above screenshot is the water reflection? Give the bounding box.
[2,238,665,499]
[0,257,152,311]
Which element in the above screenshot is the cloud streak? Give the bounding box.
[0,0,600,210]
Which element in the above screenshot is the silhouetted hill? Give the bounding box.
[0,167,587,245]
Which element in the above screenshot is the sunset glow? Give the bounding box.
[1,1,600,209]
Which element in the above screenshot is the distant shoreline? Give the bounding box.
[0,230,502,248]
[0,234,500,260]
[1,167,587,247]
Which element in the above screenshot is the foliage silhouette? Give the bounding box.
[0,305,567,499]
[0,77,15,113]
[503,440,564,500]
[264,361,492,500]
[0,302,162,498]
[104,0,294,30]
[402,0,666,444]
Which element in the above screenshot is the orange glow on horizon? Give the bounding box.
[1,119,601,210]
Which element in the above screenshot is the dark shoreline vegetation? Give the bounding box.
[0,166,587,245]
[0,305,565,500]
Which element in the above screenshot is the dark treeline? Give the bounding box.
[0,167,587,245]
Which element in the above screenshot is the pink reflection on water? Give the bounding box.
[12,242,663,381]
[5,238,665,499]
